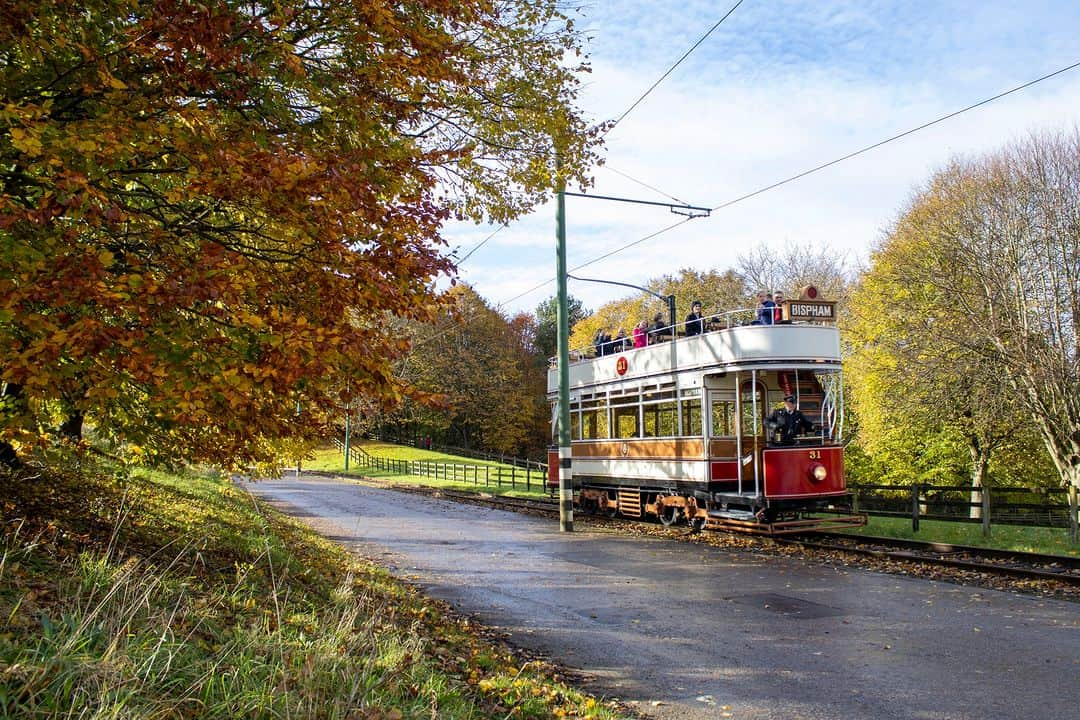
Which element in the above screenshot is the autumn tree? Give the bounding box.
[569,267,747,351]
[737,242,855,306]
[0,1,600,468]
[395,285,542,455]
[856,130,1080,491]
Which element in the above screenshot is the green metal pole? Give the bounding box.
[343,403,351,472]
[555,156,574,532]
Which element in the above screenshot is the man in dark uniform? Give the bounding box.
[765,395,815,445]
[684,300,705,337]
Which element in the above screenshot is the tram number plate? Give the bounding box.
[808,450,821,459]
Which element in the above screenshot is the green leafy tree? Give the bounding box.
[533,294,588,362]
[848,130,1078,492]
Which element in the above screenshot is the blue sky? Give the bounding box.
[444,1,1080,316]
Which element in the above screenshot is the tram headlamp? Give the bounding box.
[809,462,827,483]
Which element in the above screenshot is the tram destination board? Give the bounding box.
[782,300,836,322]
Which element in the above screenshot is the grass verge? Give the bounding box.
[836,514,1079,556]
[0,457,624,719]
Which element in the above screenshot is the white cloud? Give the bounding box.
[445,1,1080,317]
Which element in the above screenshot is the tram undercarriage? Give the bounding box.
[575,483,866,535]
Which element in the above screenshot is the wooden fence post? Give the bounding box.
[485,466,489,486]
[982,488,991,538]
[1069,485,1078,545]
[911,483,920,533]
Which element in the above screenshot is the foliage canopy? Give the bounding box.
[0,0,601,468]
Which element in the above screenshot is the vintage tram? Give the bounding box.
[547,288,865,534]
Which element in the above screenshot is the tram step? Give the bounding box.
[708,509,758,521]
[617,491,643,518]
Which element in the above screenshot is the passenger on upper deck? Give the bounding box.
[684,300,705,337]
[753,291,775,325]
[648,312,669,343]
[632,319,648,348]
[613,328,628,352]
[772,290,786,324]
[765,395,815,445]
[594,328,611,356]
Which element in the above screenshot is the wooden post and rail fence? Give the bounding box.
[332,437,549,493]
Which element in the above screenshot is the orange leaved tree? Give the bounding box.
[0,1,600,468]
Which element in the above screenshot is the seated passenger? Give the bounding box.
[632,320,648,348]
[765,395,815,445]
[613,328,629,352]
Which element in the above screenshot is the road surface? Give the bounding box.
[245,476,1080,720]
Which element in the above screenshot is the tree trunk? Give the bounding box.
[968,437,989,520]
[59,411,84,441]
[0,382,26,467]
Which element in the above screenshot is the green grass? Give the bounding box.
[836,514,1080,556]
[0,458,624,719]
[306,442,554,500]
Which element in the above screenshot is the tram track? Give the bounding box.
[787,532,1080,585]
[323,474,1080,594]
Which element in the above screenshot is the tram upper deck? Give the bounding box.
[546,321,841,396]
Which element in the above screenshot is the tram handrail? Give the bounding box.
[554,306,834,366]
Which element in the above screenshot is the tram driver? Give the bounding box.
[765,395,815,445]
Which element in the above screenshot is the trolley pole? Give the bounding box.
[555,156,574,532]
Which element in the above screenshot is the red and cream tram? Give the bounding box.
[547,288,865,533]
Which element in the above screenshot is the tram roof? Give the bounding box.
[547,324,841,396]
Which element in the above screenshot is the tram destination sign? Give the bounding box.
[782,300,836,322]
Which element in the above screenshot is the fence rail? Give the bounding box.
[850,483,1079,541]
[332,437,549,493]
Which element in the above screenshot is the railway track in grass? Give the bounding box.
[783,531,1080,586]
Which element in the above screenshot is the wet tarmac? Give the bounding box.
[245,476,1080,720]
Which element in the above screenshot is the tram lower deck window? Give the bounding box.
[681,399,702,436]
[613,406,638,439]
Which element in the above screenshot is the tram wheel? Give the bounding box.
[689,515,706,533]
[658,505,683,527]
[603,501,619,519]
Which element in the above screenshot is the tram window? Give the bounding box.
[570,412,581,440]
[613,406,639,439]
[581,408,608,439]
[680,399,702,436]
[710,400,736,437]
[643,401,677,437]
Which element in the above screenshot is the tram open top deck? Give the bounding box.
[547,322,841,396]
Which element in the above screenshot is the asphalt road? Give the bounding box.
[245,476,1080,720]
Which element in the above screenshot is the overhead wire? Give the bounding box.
[605,0,745,135]
[709,59,1080,212]
[450,2,741,270]
[453,223,505,264]
[599,165,690,205]
[413,27,1080,355]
